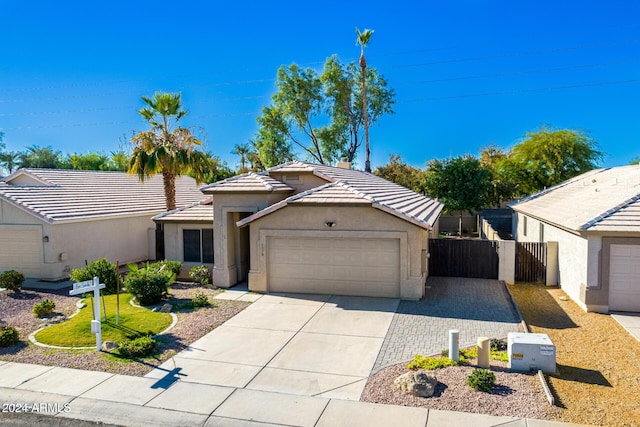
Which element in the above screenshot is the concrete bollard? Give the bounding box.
[477,336,490,368]
[449,329,459,362]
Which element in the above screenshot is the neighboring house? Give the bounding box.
[0,169,203,281]
[156,160,443,300]
[510,165,640,313]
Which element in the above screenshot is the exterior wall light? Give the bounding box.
[43,235,49,242]
[324,221,336,228]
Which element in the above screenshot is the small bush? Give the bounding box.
[407,354,459,370]
[116,335,156,358]
[490,338,508,352]
[0,325,20,347]
[467,368,496,392]
[0,270,25,292]
[189,265,210,286]
[158,260,182,276]
[192,291,211,308]
[70,258,118,294]
[33,299,56,318]
[440,348,472,364]
[125,263,174,305]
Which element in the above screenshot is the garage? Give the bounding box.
[0,226,43,277]
[609,244,640,312]
[268,236,400,298]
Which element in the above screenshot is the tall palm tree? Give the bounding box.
[231,143,250,173]
[356,27,374,172]
[128,92,210,211]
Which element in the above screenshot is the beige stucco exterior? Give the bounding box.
[243,204,429,300]
[514,211,640,312]
[161,222,214,279]
[1,198,157,281]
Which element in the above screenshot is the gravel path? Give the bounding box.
[361,357,559,420]
[0,283,249,376]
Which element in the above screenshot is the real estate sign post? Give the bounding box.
[69,277,106,351]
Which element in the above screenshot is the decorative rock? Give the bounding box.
[159,303,173,313]
[102,341,119,351]
[394,370,438,397]
[76,300,87,309]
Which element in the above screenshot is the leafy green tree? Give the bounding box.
[17,145,62,169]
[61,152,110,170]
[479,144,518,206]
[373,155,424,193]
[423,155,491,236]
[106,149,129,171]
[630,156,640,165]
[504,126,603,195]
[128,92,210,211]
[356,27,374,172]
[255,55,393,166]
[201,154,235,183]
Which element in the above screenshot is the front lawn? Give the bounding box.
[34,294,172,347]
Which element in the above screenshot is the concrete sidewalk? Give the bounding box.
[611,312,640,342]
[0,361,586,427]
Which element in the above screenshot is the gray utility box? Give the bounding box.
[507,332,556,373]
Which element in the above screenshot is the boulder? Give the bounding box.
[394,370,438,397]
[159,303,173,313]
[102,341,118,351]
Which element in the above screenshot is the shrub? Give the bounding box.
[467,368,496,392]
[440,348,472,364]
[125,263,174,305]
[192,291,211,308]
[33,299,56,318]
[116,335,156,358]
[157,260,182,276]
[70,258,118,294]
[189,265,210,286]
[0,325,20,347]
[407,354,459,370]
[0,270,25,292]
[490,338,508,352]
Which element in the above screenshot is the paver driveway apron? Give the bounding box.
[146,292,399,400]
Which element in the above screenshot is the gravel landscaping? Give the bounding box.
[510,283,640,427]
[0,282,249,376]
[361,355,560,420]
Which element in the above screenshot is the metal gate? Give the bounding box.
[428,238,499,279]
[515,242,547,283]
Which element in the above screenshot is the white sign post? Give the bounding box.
[70,277,106,351]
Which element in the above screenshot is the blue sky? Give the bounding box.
[1,1,638,172]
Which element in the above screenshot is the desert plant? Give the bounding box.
[490,338,508,352]
[192,291,211,308]
[0,270,25,292]
[189,265,210,286]
[33,299,56,318]
[125,263,174,305]
[467,368,496,392]
[407,354,459,370]
[0,325,19,347]
[440,348,472,364]
[116,335,156,358]
[157,260,182,276]
[70,258,118,294]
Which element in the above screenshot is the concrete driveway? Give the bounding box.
[146,291,399,400]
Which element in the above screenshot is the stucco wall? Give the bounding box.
[245,204,429,300]
[162,222,214,279]
[209,192,290,287]
[268,172,330,194]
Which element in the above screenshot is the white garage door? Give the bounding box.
[0,226,43,278]
[609,244,640,312]
[268,236,400,298]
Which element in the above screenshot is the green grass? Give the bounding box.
[35,294,172,347]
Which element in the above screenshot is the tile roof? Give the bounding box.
[152,198,213,223]
[0,169,204,224]
[510,165,640,232]
[237,161,443,230]
[200,172,294,193]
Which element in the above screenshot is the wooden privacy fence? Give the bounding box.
[428,238,499,279]
[515,242,547,283]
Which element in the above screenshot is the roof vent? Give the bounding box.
[337,158,351,169]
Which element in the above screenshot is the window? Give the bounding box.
[183,229,214,263]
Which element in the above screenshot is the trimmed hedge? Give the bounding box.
[125,262,174,305]
[0,325,19,347]
[116,335,156,358]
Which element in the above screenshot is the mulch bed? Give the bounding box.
[509,283,640,427]
[0,282,249,376]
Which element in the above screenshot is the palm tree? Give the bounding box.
[232,143,251,173]
[356,27,374,173]
[128,92,210,211]
[0,152,20,174]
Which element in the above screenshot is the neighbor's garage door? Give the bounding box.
[609,244,640,312]
[0,226,43,277]
[268,236,400,298]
